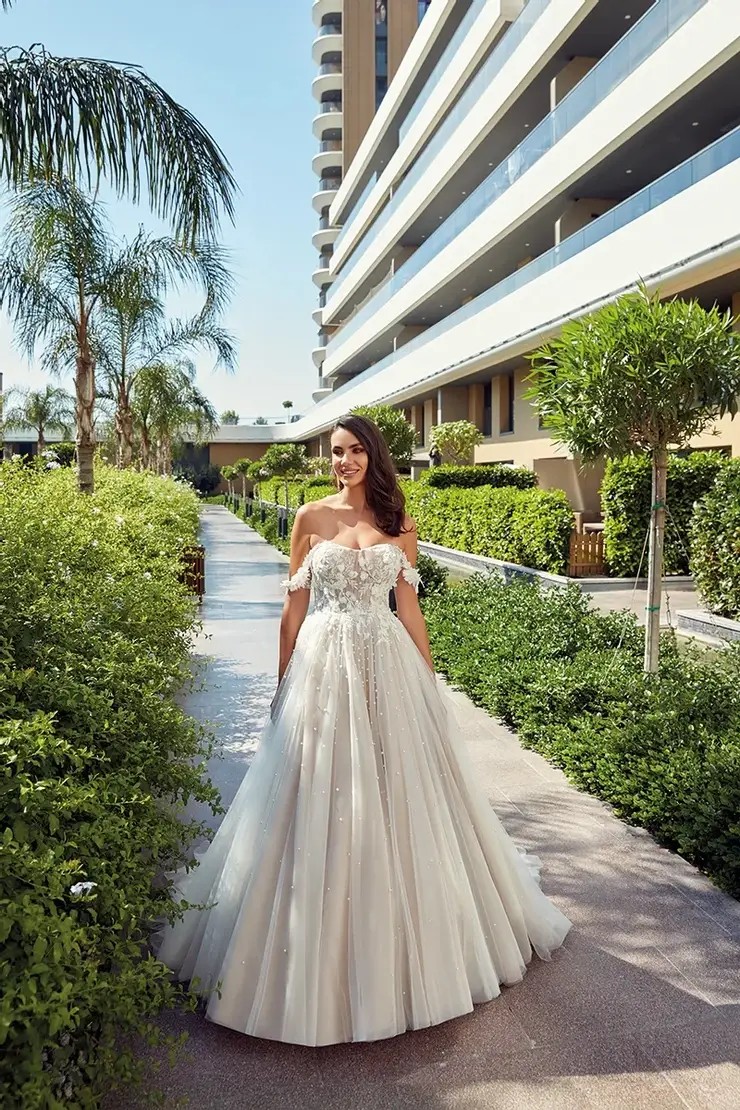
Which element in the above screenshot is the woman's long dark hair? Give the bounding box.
[331,414,408,537]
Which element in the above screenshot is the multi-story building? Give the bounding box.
[311,0,442,394]
[297,0,740,513]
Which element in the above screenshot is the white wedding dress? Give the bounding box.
[157,541,572,1046]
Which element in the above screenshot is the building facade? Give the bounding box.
[311,0,439,393]
[298,0,740,513]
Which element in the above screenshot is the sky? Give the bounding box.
[0,0,319,421]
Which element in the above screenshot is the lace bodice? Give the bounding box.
[282,541,421,614]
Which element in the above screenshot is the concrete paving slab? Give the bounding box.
[107,508,740,1110]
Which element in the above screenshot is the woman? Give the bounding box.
[157,415,571,1046]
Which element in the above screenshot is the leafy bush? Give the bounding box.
[350,404,416,467]
[416,551,448,597]
[602,452,728,577]
[691,458,740,618]
[420,463,537,490]
[403,483,573,574]
[48,441,77,467]
[423,575,740,896]
[0,461,218,1108]
[174,463,222,495]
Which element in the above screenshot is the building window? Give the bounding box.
[418,1,432,23]
[482,382,492,437]
[499,373,514,435]
[375,0,388,109]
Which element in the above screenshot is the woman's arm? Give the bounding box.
[395,521,435,675]
[278,506,312,682]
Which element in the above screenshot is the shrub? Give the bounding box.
[420,463,537,490]
[602,452,728,577]
[416,551,448,597]
[691,458,740,618]
[403,483,573,574]
[174,463,222,496]
[350,404,416,467]
[0,461,218,1108]
[423,575,740,896]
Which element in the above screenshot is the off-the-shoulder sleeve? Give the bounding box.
[281,556,312,593]
[398,550,421,591]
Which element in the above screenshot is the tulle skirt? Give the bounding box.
[156,607,571,1046]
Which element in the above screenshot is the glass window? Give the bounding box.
[482,382,492,438]
[418,1,432,23]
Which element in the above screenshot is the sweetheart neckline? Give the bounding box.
[309,539,404,556]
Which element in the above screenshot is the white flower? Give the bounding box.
[70,881,98,896]
[45,461,61,470]
[114,515,125,526]
[91,507,101,515]
[143,571,152,580]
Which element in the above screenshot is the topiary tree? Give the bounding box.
[259,443,308,508]
[527,284,740,672]
[220,463,237,497]
[220,409,239,425]
[246,459,266,501]
[351,404,416,468]
[233,457,252,499]
[306,455,332,477]
[429,419,483,465]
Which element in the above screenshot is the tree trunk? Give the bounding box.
[644,446,668,673]
[140,427,151,470]
[37,424,46,455]
[241,474,247,499]
[115,400,135,469]
[76,353,96,494]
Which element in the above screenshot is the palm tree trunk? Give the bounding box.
[115,398,135,468]
[37,422,46,455]
[75,353,96,494]
[644,446,668,673]
[140,427,151,470]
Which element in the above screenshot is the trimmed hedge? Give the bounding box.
[691,458,740,618]
[423,575,740,897]
[420,463,536,490]
[403,482,573,574]
[1,461,218,1108]
[258,478,334,508]
[602,452,728,577]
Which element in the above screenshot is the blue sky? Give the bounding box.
[0,0,319,420]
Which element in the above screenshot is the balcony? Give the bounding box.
[312,100,343,139]
[312,255,334,287]
[312,137,343,177]
[312,376,334,403]
[312,22,342,64]
[312,221,340,252]
[312,61,343,102]
[312,332,330,368]
[312,304,325,326]
[312,175,342,213]
[312,0,342,29]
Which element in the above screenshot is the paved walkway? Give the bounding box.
[111,507,740,1110]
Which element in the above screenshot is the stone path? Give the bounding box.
[110,507,740,1110]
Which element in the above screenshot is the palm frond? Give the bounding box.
[0,46,236,246]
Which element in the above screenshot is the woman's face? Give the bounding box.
[330,427,369,489]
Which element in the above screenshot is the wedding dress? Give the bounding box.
[157,540,572,1046]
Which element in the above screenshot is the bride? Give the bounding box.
[157,414,572,1046]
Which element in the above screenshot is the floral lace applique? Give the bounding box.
[281,542,421,611]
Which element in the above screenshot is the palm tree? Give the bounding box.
[0,2,235,248]
[131,361,217,474]
[0,180,234,491]
[0,181,110,491]
[2,383,73,453]
[95,231,235,467]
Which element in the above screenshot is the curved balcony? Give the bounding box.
[312,101,343,139]
[312,63,343,103]
[312,344,328,369]
[312,375,334,403]
[312,176,342,213]
[312,138,343,177]
[312,256,334,287]
[312,304,324,326]
[312,23,342,64]
[312,0,342,28]
[312,221,339,251]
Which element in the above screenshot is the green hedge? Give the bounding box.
[257,478,334,508]
[602,452,728,577]
[420,463,536,490]
[691,458,740,618]
[423,576,740,896]
[0,462,218,1108]
[403,483,573,574]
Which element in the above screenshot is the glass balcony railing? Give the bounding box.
[324,0,706,347]
[318,61,342,77]
[318,102,342,116]
[398,0,490,146]
[317,177,342,193]
[323,123,740,403]
[319,139,343,153]
[317,22,341,37]
[326,0,552,313]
